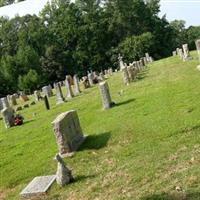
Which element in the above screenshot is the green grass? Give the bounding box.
[1,51,200,199]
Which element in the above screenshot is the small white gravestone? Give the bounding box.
[20,175,56,198]
[1,107,14,129]
[65,75,74,99]
[73,75,81,95]
[52,110,86,157]
[54,82,65,104]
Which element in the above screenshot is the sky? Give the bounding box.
[0,0,199,27]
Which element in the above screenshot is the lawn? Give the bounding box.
[1,51,200,199]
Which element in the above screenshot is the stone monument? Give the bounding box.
[54,82,65,104]
[65,75,74,99]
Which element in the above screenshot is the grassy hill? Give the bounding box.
[1,51,200,199]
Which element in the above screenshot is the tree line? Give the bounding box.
[0,0,200,95]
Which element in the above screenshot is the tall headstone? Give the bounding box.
[122,67,130,86]
[65,75,74,99]
[1,107,14,129]
[10,95,17,106]
[54,82,65,104]
[145,53,150,62]
[99,81,113,110]
[118,54,125,70]
[88,73,94,86]
[182,44,192,61]
[44,95,50,110]
[195,39,200,63]
[34,90,41,102]
[1,97,10,109]
[52,110,85,157]
[73,75,81,95]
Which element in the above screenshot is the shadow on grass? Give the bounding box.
[79,132,111,151]
[73,174,96,183]
[114,98,136,107]
[23,119,35,125]
[141,192,200,200]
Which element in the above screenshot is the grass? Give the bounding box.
[1,51,200,199]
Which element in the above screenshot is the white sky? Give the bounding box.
[0,0,199,27]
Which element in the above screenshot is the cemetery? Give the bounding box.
[1,0,200,200]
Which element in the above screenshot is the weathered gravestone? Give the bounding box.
[10,95,17,106]
[99,81,113,110]
[122,67,130,86]
[88,73,94,86]
[127,65,135,81]
[73,75,81,95]
[195,39,200,63]
[54,82,65,104]
[118,54,125,70]
[1,107,14,128]
[55,154,74,186]
[172,51,177,56]
[34,90,41,102]
[145,53,150,62]
[42,86,53,98]
[1,97,10,109]
[52,110,86,157]
[82,76,90,89]
[182,44,192,61]
[44,95,50,110]
[65,75,74,99]
[20,175,56,198]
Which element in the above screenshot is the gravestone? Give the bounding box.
[178,48,184,59]
[99,81,113,110]
[42,86,53,98]
[127,65,134,81]
[182,44,192,61]
[52,110,85,157]
[34,90,41,102]
[73,75,81,95]
[20,94,29,102]
[55,154,74,186]
[20,175,56,198]
[65,75,74,99]
[10,95,17,106]
[118,54,125,70]
[195,39,200,63]
[99,72,104,81]
[88,73,94,86]
[54,82,65,104]
[82,76,90,89]
[145,53,150,62]
[1,97,10,109]
[44,95,50,110]
[1,107,14,128]
[122,67,130,85]
[172,51,177,56]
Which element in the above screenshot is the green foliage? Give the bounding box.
[18,69,40,92]
[118,32,154,62]
[186,26,200,50]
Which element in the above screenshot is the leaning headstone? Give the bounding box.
[20,175,56,198]
[44,95,50,110]
[182,44,192,61]
[1,97,10,109]
[1,107,14,128]
[99,81,113,110]
[54,82,65,104]
[65,75,74,99]
[52,110,86,157]
[55,154,74,186]
[73,75,81,95]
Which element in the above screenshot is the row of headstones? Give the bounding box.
[120,53,153,86]
[34,69,114,106]
[172,43,192,61]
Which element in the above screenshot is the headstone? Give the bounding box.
[20,94,29,102]
[10,95,17,106]
[195,39,200,63]
[52,110,85,157]
[182,44,192,61]
[118,54,125,70]
[73,75,81,95]
[99,81,113,110]
[20,175,56,198]
[145,53,150,62]
[1,107,14,128]
[54,82,65,104]
[82,76,90,89]
[1,97,10,109]
[55,154,74,186]
[127,65,134,81]
[42,86,53,98]
[88,73,94,86]
[99,72,104,81]
[65,75,74,99]
[34,90,41,102]
[44,95,50,110]
[178,48,184,59]
[122,67,130,86]
[172,51,177,56]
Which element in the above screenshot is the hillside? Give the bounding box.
[1,51,200,199]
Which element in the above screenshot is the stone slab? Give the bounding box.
[20,175,56,198]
